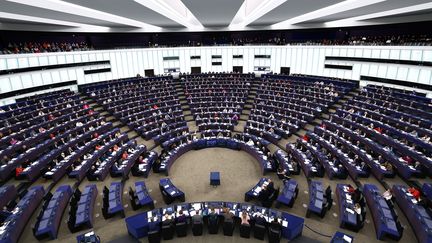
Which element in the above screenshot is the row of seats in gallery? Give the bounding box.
[0,90,99,182]
[83,76,188,145]
[245,74,357,144]
[181,73,255,131]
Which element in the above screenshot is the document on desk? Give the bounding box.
[254,187,262,193]
[164,185,169,188]
[170,191,176,195]
[147,211,152,218]
[343,235,352,242]
[192,203,201,210]
[282,220,288,227]
[346,208,355,214]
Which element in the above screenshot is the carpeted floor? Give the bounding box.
[17,148,416,243]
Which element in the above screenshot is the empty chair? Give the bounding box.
[148,230,160,243]
[192,221,203,236]
[223,221,235,236]
[161,190,174,204]
[175,221,188,237]
[208,217,219,234]
[253,223,266,240]
[240,224,251,238]
[268,227,281,243]
[161,224,174,240]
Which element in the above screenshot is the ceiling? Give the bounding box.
[0,0,431,32]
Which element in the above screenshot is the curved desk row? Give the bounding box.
[125,201,304,241]
[336,184,364,232]
[392,184,432,243]
[363,184,402,240]
[0,185,45,243]
[0,185,16,209]
[158,137,273,176]
[34,185,72,240]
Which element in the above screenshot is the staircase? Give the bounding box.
[234,79,260,133]
[173,79,197,132]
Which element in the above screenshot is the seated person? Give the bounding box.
[381,160,393,172]
[240,210,250,225]
[354,203,364,223]
[276,167,291,181]
[162,213,174,227]
[208,207,219,225]
[269,218,282,233]
[408,187,421,200]
[222,207,234,223]
[176,210,187,223]
[351,188,362,203]
[382,189,393,203]
[192,210,203,224]
[254,212,266,226]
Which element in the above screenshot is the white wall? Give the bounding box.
[1,45,432,104]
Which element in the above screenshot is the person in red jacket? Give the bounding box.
[408,187,421,200]
[374,127,383,134]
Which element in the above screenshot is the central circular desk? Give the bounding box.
[158,137,274,176]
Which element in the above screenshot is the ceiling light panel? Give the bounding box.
[325,2,432,27]
[134,0,204,30]
[271,0,385,28]
[6,0,161,30]
[229,0,288,29]
[0,11,109,31]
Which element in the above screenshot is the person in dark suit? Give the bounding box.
[259,185,271,202]
[208,207,219,225]
[254,213,266,226]
[176,210,187,223]
[269,218,282,232]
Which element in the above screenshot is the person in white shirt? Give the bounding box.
[383,189,392,203]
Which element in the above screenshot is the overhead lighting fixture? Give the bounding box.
[133,0,204,30]
[6,0,161,30]
[0,12,109,31]
[325,2,432,27]
[229,0,288,29]
[271,0,385,29]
